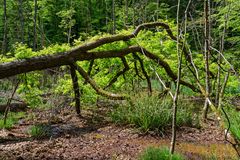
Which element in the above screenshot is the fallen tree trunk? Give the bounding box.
[0,22,198,93]
[0,45,198,92]
[0,102,28,112]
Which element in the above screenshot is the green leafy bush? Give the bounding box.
[139,147,185,160]
[111,94,199,132]
[17,73,44,107]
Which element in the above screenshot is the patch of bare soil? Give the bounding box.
[0,106,237,160]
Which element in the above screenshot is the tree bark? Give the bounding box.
[33,0,38,50]
[0,103,28,113]
[203,0,211,119]
[134,53,152,95]
[70,65,81,115]
[170,0,181,154]
[72,63,127,100]
[2,0,7,54]
[0,22,199,93]
[112,0,116,34]
[124,0,128,27]
[104,57,130,89]
[18,0,24,43]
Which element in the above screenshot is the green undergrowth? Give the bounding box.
[0,112,25,129]
[28,124,51,139]
[139,147,185,160]
[110,94,200,132]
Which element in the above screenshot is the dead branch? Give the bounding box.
[0,102,28,113]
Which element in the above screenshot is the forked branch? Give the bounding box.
[104,57,130,89]
[72,63,127,100]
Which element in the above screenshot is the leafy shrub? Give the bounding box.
[111,94,199,132]
[17,73,44,107]
[28,124,51,138]
[14,43,35,59]
[0,112,25,129]
[139,147,185,160]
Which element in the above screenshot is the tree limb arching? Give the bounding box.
[133,53,152,95]
[134,47,199,92]
[0,22,199,94]
[0,45,198,93]
[0,22,180,79]
[72,63,127,100]
[104,57,130,89]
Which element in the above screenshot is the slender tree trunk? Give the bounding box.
[68,27,71,44]
[170,0,181,154]
[2,0,7,54]
[88,0,92,32]
[33,0,38,50]
[124,0,128,28]
[215,39,222,106]
[216,1,229,107]
[105,0,109,33]
[133,0,135,27]
[156,0,159,20]
[18,0,24,43]
[112,0,116,34]
[203,0,211,119]
[144,0,148,23]
[218,71,229,109]
[70,65,81,115]
[40,18,45,48]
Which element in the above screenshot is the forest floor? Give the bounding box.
[0,104,238,160]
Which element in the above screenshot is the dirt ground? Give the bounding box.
[0,106,238,160]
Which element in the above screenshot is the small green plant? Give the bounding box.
[111,94,199,132]
[0,112,25,129]
[139,147,185,160]
[28,124,51,138]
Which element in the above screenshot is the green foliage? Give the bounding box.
[225,76,240,96]
[0,112,25,129]
[111,94,199,132]
[13,43,35,59]
[37,44,71,55]
[28,124,51,138]
[17,73,43,107]
[54,72,98,105]
[139,147,185,160]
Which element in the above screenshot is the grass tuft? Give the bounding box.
[0,112,25,129]
[139,147,185,160]
[28,124,51,139]
[111,94,200,132]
